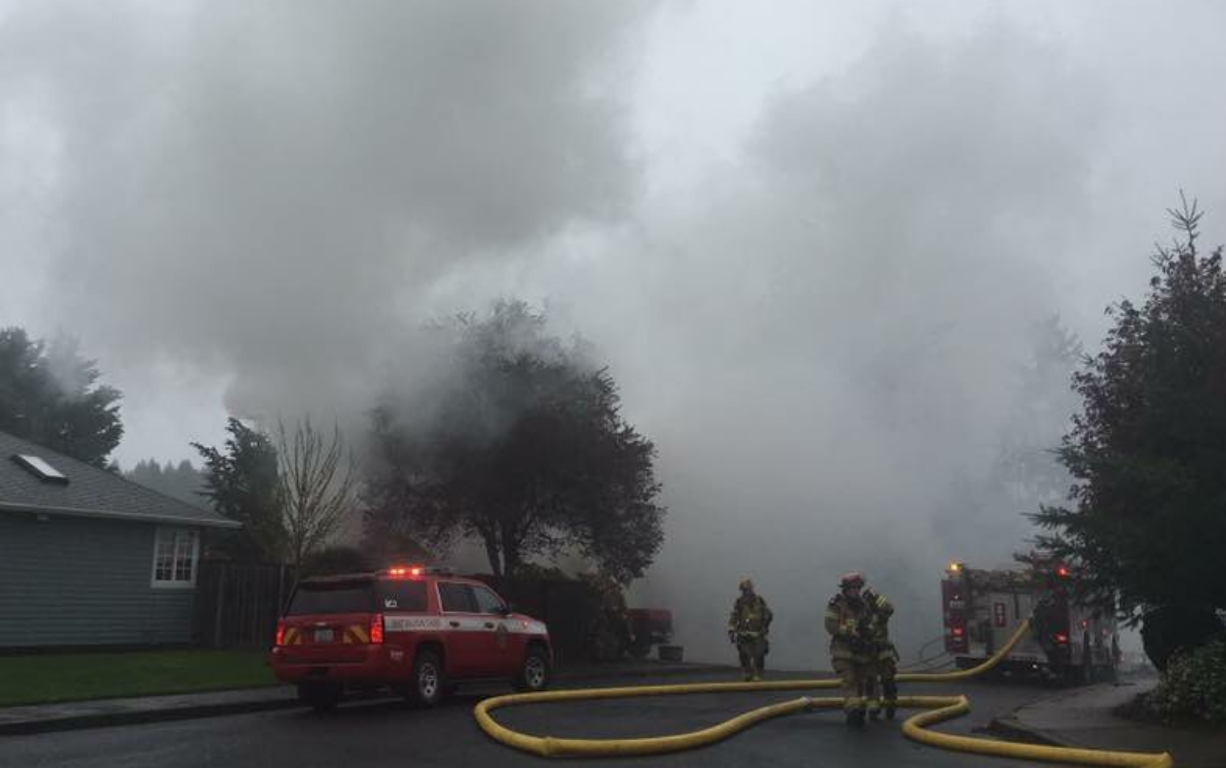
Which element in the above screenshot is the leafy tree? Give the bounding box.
[357,528,435,568]
[0,327,123,467]
[125,458,208,506]
[275,417,360,567]
[1032,197,1226,625]
[365,300,665,584]
[193,418,285,562]
[299,545,376,578]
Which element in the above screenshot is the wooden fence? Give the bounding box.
[194,561,292,649]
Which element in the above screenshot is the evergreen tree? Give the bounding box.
[0,327,123,467]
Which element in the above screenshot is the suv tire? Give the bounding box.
[410,649,446,707]
[513,645,551,692]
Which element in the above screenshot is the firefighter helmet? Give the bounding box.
[839,572,865,589]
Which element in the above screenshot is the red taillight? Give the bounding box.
[952,626,964,637]
[1056,566,1070,578]
[275,619,285,647]
[370,614,384,645]
[1055,632,1069,645]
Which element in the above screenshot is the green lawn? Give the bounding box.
[0,649,280,707]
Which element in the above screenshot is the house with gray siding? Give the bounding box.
[0,430,238,648]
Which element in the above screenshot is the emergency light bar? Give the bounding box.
[382,564,455,578]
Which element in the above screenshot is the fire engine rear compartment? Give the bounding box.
[942,562,1119,684]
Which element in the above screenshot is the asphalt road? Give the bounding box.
[0,677,1060,768]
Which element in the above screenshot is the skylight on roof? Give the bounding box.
[12,454,70,485]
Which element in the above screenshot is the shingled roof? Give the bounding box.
[0,430,239,529]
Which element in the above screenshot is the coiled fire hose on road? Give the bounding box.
[473,619,1173,766]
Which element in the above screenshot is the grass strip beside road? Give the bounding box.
[0,650,278,707]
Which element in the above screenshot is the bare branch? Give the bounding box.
[276,415,361,566]
[1166,189,1202,255]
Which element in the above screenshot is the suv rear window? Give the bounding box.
[287,582,374,615]
[377,581,428,612]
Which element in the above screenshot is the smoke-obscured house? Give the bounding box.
[0,429,238,648]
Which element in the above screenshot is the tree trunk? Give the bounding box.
[483,533,504,578]
[500,521,521,578]
[503,547,521,578]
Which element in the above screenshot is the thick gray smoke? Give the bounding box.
[420,10,1226,667]
[0,0,652,426]
[493,26,1103,667]
[4,2,1226,668]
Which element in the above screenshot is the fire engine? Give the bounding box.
[941,559,1120,683]
[626,608,674,659]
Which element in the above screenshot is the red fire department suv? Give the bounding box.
[270,566,552,710]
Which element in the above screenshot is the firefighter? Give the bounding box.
[861,586,899,720]
[825,571,874,727]
[728,578,773,681]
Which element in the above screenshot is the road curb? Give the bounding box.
[0,696,300,737]
[981,683,1085,749]
[0,663,735,737]
[981,680,1162,753]
[982,714,1071,748]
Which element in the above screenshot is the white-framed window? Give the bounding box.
[151,527,200,589]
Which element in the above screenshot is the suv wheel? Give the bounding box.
[298,682,343,712]
[514,645,550,692]
[410,649,446,707]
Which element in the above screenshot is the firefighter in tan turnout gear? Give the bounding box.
[728,578,773,681]
[824,572,875,727]
[862,587,899,720]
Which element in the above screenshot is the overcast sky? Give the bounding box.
[3,0,1224,664]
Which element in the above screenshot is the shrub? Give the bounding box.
[1140,605,1224,671]
[1145,639,1226,723]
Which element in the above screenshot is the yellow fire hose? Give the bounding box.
[473,619,1173,766]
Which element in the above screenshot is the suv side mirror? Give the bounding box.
[498,603,513,616]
